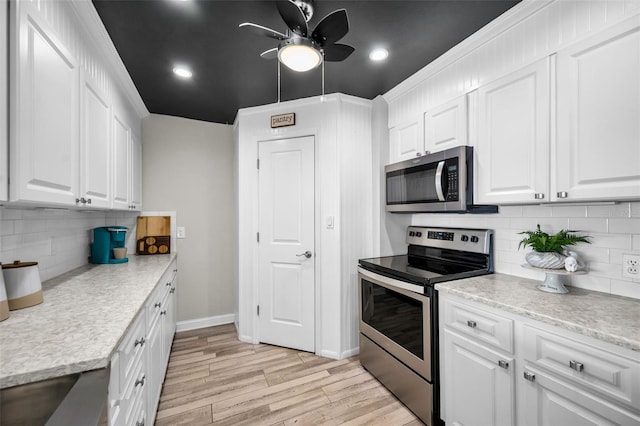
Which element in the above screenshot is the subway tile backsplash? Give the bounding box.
[411,202,640,300]
[0,206,139,282]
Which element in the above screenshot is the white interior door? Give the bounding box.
[258,136,315,352]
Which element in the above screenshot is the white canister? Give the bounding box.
[2,261,43,310]
[0,263,8,321]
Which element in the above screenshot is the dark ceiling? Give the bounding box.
[92,0,520,124]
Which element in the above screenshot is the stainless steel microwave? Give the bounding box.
[385,146,497,213]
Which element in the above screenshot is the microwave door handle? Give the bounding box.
[435,161,446,201]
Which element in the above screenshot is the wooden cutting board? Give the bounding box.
[136,216,171,255]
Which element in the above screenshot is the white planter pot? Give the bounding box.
[525,251,566,270]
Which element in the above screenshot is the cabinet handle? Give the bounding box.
[86,198,91,205]
[466,320,477,328]
[166,282,172,287]
[75,198,81,205]
[154,302,161,308]
[523,371,536,382]
[534,193,545,200]
[135,375,146,387]
[415,152,422,157]
[569,360,584,372]
[134,337,145,347]
[161,310,167,316]
[498,360,509,369]
[557,191,568,198]
[170,288,176,294]
[136,421,145,426]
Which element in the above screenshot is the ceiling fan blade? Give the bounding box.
[276,0,308,37]
[260,47,278,60]
[311,9,349,46]
[322,43,355,62]
[239,22,288,40]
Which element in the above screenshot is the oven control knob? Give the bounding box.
[409,231,415,237]
[461,235,469,242]
[416,232,422,237]
[470,236,479,243]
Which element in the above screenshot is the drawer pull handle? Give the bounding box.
[134,337,145,347]
[569,360,584,372]
[170,288,176,294]
[154,302,161,308]
[161,310,167,315]
[467,320,477,328]
[498,360,509,369]
[166,282,171,287]
[135,375,146,387]
[136,421,145,426]
[523,371,535,382]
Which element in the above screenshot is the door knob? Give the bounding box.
[296,251,312,259]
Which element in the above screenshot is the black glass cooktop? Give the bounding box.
[359,253,489,287]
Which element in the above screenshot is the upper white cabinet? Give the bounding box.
[80,71,111,208]
[554,16,640,202]
[475,58,550,204]
[1,0,8,202]
[8,0,145,209]
[112,111,142,211]
[10,3,80,205]
[389,116,424,163]
[424,95,467,153]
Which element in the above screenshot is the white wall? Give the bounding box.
[0,206,138,282]
[142,114,235,325]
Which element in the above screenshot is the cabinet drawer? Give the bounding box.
[146,283,165,329]
[122,356,147,426]
[118,313,146,389]
[443,298,514,353]
[522,325,640,409]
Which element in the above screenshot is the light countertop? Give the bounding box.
[436,273,640,352]
[0,253,177,389]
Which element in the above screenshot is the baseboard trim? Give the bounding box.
[341,347,360,358]
[176,313,236,332]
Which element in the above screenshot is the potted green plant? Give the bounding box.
[518,224,591,269]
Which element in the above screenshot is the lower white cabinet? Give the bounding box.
[109,259,177,426]
[440,293,640,426]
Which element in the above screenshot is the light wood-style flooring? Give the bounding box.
[155,324,421,425]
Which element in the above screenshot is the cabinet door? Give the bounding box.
[555,16,640,202]
[112,112,131,210]
[475,58,549,204]
[80,72,111,208]
[389,116,424,163]
[425,95,467,153]
[0,0,7,201]
[518,366,640,426]
[443,330,515,426]
[11,4,79,205]
[130,134,142,211]
[162,281,176,365]
[146,316,163,424]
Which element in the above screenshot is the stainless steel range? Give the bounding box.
[358,226,493,425]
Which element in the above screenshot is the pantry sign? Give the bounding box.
[271,113,295,128]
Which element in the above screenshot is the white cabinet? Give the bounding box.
[424,95,467,153]
[389,116,424,163]
[1,0,8,202]
[440,293,640,426]
[554,16,640,202]
[112,111,142,211]
[10,3,80,205]
[145,260,177,423]
[475,58,550,204]
[441,296,515,426]
[110,259,177,426]
[80,71,111,208]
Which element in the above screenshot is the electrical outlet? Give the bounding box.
[622,254,640,279]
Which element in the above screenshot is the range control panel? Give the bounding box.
[406,226,492,254]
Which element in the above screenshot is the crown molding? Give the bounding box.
[68,0,149,119]
[383,0,553,103]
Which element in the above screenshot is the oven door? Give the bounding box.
[358,267,431,381]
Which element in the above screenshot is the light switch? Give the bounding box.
[326,216,334,229]
[177,226,186,239]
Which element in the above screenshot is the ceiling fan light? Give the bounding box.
[369,48,388,61]
[278,42,323,72]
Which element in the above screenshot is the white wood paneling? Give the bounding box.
[0,0,7,201]
[384,0,640,129]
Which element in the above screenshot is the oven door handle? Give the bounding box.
[435,160,446,201]
[358,267,426,295]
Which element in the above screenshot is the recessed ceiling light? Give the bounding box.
[369,48,389,62]
[172,66,193,79]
